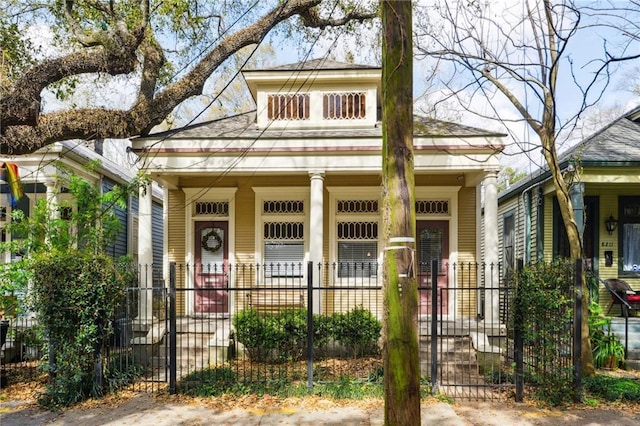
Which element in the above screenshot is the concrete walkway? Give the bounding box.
[2,394,639,426]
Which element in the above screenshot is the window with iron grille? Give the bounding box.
[263,221,304,277]
[323,92,366,120]
[416,200,449,215]
[60,206,73,221]
[263,200,304,214]
[267,93,310,120]
[195,201,229,216]
[337,199,378,214]
[260,197,305,278]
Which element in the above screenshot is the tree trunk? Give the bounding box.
[541,134,595,377]
[381,1,421,424]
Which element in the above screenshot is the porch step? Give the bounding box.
[419,337,483,381]
[609,318,640,369]
[419,319,506,337]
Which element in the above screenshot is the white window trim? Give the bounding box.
[328,187,382,284]
[415,186,460,267]
[253,187,310,282]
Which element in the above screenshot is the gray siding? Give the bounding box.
[103,178,128,258]
[152,200,163,267]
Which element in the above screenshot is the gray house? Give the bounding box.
[0,139,163,266]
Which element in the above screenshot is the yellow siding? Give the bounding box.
[458,187,477,263]
[167,190,186,315]
[458,187,477,317]
[233,184,255,265]
[173,175,482,318]
[592,186,640,310]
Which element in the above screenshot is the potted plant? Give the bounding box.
[589,302,626,369]
[593,332,625,369]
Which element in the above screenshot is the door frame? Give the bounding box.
[415,186,460,320]
[184,187,237,317]
[417,219,455,319]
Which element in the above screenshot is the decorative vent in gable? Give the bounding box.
[267,94,310,120]
[323,92,366,120]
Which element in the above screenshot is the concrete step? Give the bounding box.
[610,318,640,333]
[606,318,640,363]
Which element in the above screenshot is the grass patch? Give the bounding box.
[177,366,441,400]
[583,374,640,403]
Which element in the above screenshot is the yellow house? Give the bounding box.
[497,105,640,310]
[131,59,505,320]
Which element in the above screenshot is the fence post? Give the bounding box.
[514,259,524,402]
[169,262,177,395]
[431,259,438,394]
[306,261,314,390]
[573,258,583,403]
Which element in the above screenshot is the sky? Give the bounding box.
[26,0,640,174]
[271,0,640,173]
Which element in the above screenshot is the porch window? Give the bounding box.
[323,92,366,120]
[267,93,310,120]
[59,206,73,221]
[263,222,304,277]
[337,223,378,278]
[620,196,640,275]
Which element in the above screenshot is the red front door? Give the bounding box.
[417,220,449,315]
[194,221,229,314]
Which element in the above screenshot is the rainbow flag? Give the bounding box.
[1,162,23,206]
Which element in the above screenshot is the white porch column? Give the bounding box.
[135,180,155,330]
[45,179,59,219]
[483,170,500,325]
[45,180,59,249]
[309,171,324,314]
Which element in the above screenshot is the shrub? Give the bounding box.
[510,260,575,405]
[232,306,381,361]
[232,309,284,362]
[332,306,381,357]
[277,309,308,361]
[312,313,335,358]
[32,250,130,409]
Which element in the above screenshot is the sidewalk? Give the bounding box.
[1,393,639,425]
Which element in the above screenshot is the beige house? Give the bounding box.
[131,59,505,321]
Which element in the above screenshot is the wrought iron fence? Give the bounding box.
[1,260,582,402]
